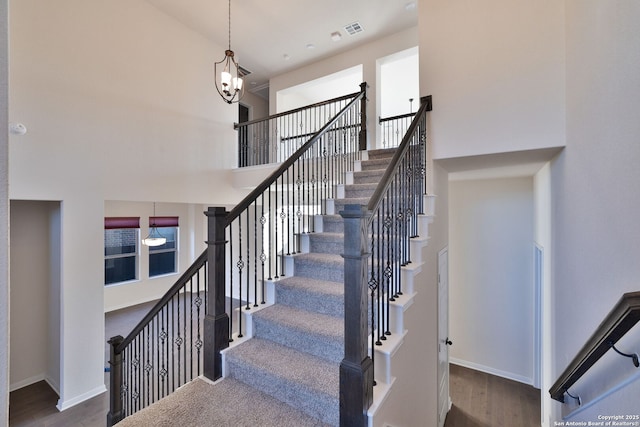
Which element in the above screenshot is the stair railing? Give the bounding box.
[235,86,368,167]
[340,95,432,426]
[204,83,368,381]
[106,83,367,426]
[107,250,208,426]
[379,112,416,148]
[549,291,640,405]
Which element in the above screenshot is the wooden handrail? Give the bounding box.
[114,249,208,353]
[234,90,361,129]
[549,291,640,402]
[378,111,415,124]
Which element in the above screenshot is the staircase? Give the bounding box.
[107,92,434,427]
[222,148,397,426]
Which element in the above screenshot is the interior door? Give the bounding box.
[438,247,451,427]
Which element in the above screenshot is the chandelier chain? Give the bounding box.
[228,0,231,51]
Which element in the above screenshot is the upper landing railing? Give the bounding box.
[235,88,367,167]
[549,291,640,404]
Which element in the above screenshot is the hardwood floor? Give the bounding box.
[9,300,156,427]
[10,304,541,427]
[444,364,541,427]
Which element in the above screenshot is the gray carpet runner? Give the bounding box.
[223,148,395,426]
[118,149,396,426]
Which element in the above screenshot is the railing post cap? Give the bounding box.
[205,206,228,217]
[108,335,124,346]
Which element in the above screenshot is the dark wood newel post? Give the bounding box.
[359,82,368,151]
[340,204,374,427]
[204,206,229,381]
[106,335,124,427]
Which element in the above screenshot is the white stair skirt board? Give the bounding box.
[325,199,335,215]
[371,330,406,386]
[424,194,437,216]
[345,171,355,185]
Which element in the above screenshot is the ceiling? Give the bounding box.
[145,0,418,98]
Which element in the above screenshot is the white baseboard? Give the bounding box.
[56,384,107,411]
[10,373,61,395]
[10,373,46,392]
[450,357,534,386]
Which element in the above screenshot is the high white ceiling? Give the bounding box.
[145,0,418,96]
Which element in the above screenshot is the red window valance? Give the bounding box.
[104,217,140,229]
[149,216,179,227]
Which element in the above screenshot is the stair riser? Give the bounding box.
[309,236,343,254]
[276,285,344,318]
[295,258,344,283]
[253,316,344,363]
[344,187,377,198]
[322,218,344,233]
[226,358,339,426]
[360,159,390,171]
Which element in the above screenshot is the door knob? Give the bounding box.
[445,338,453,346]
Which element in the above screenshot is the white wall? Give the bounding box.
[419,0,566,160]
[276,66,363,113]
[104,201,208,312]
[449,177,534,384]
[9,201,61,392]
[241,90,268,122]
[379,47,419,118]
[8,0,248,410]
[1,0,9,421]
[552,1,640,422]
[270,26,419,151]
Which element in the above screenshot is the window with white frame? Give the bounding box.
[148,216,179,277]
[104,217,140,285]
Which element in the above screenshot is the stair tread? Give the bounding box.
[308,232,344,241]
[277,275,343,296]
[295,252,343,264]
[255,304,343,341]
[226,337,339,397]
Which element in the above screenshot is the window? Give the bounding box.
[105,217,140,285]
[148,216,179,277]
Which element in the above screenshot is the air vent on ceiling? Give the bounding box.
[238,65,252,77]
[344,22,364,36]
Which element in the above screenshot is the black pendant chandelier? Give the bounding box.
[214,0,244,104]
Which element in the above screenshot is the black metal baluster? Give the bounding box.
[260,194,266,304]
[237,219,245,332]
[267,187,273,280]
[254,201,258,307]
[245,210,250,310]
[280,175,286,275]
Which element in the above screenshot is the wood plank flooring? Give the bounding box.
[444,364,541,427]
[10,302,541,426]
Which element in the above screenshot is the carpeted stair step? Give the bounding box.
[275,276,344,318]
[320,214,344,233]
[294,252,344,283]
[225,338,340,426]
[360,157,393,171]
[367,148,397,160]
[308,232,344,254]
[344,183,379,198]
[352,169,387,184]
[252,304,344,363]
